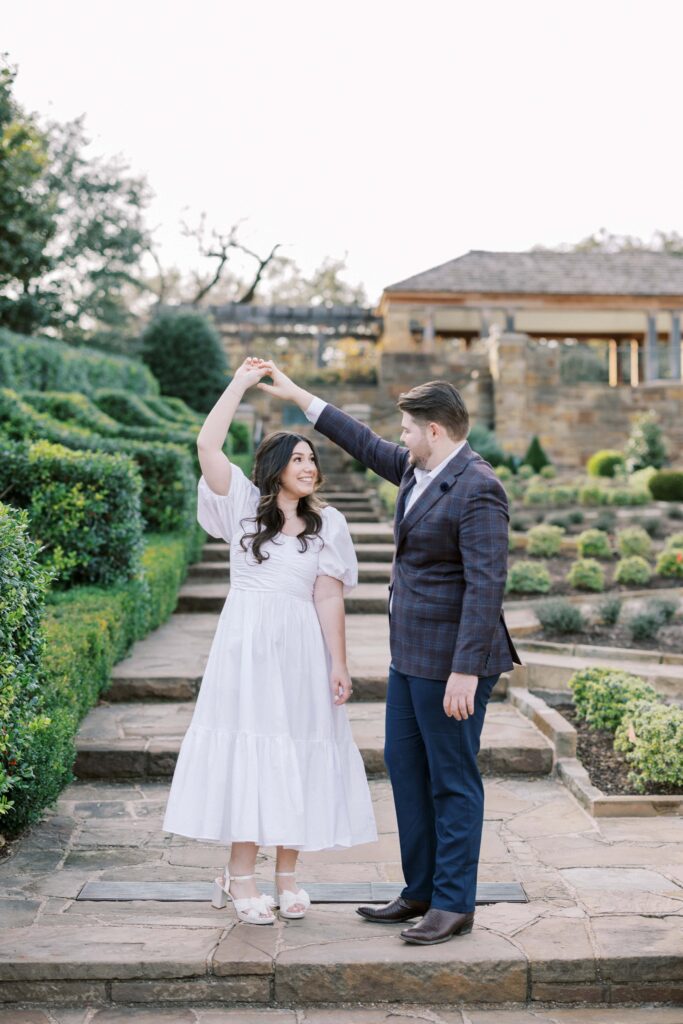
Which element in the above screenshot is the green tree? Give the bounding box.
[0,60,59,332]
[625,411,668,471]
[141,310,229,412]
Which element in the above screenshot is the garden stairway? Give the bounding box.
[3,511,683,1011]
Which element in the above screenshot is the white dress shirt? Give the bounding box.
[304,397,467,514]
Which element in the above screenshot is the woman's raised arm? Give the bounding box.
[196,357,269,495]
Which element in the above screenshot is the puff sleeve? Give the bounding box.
[316,506,358,595]
[197,463,259,543]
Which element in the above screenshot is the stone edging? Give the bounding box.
[508,687,683,818]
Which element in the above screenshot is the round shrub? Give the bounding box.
[577,528,612,560]
[648,470,683,502]
[495,464,512,481]
[506,560,552,594]
[535,598,585,634]
[597,595,622,626]
[656,549,683,580]
[518,464,535,480]
[628,611,662,644]
[567,558,605,592]
[608,487,649,507]
[586,450,625,478]
[539,464,557,479]
[568,667,659,732]
[526,523,565,557]
[614,556,652,587]
[616,526,653,560]
[665,532,683,552]
[141,310,229,413]
[614,701,683,792]
[579,483,610,507]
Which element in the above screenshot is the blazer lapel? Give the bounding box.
[393,471,416,544]
[397,442,476,549]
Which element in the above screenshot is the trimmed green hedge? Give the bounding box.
[0,389,196,536]
[614,701,683,792]
[1,530,197,837]
[0,437,144,588]
[568,667,659,732]
[649,470,683,502]
[0,329,158,396]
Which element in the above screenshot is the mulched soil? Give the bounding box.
[556,703,683,796]
[527,621,683,654]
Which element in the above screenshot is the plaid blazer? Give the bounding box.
[315,404,521,680]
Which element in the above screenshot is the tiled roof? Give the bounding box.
[385,250,683,296]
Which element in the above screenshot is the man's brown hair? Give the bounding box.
[397,380,469,440]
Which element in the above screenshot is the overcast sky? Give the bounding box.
[5,0,682,303]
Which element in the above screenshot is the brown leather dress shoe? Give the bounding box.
[356,896,430,923]
[400,908,474,944]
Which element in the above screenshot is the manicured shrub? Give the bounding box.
[577,529,612,559]
[616,526,653,560]
[495,464,513,481]
[578,483,610,506]
[656,549,683,580]
[535,598,585,634]
[628,612,662,643]
[522,435,551,473]
[614,701,683,792]
[637,516,666,539]
[597,595,622,626]
[607,487,649,507]
[0,438,144,588]
[141,310,229,413]
[24,390,121,436]
[467,423,506,467]
[518,464,535,480]
[665,532,683,551]
[94,389,168,428]
[595,509,617,533]
[624,411,668,472]
[0,504,55,828]
[586,449,625,478]
[649,471,683,502]
[0,328,158,395]
[506,560,552,594]
[526,523,565,557]
[568,667,659,733]
[524,483,577,508]
[567,558,605,592]
[614,556,652,587]
[539,465,557,479]
[228,419,251,454]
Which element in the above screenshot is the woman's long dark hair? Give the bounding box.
[240,432,326,564]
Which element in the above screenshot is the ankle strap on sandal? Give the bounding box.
[229,873,255,881]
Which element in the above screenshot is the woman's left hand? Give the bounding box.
[330,664,353,705]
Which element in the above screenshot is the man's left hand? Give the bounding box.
[444,672,478,720]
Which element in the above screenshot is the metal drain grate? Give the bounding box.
[76,881,526,903]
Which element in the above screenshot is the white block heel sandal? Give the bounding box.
[211,871,276,925]
[275,871,311,920]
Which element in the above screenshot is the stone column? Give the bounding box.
[670,312,682,380]
[422,307,435,352]
[645,313,659,381]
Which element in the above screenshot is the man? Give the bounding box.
[258,361,520,945]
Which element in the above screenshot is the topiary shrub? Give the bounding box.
[648,471,683,502]
[579,483,610,506]
[614,556,652,587]
[94,389,167,428]
[624,411,668,472]
[141,310,229,413]
[467,423,506,467]
[608,487,649,507]
[616,526,653,560]
[656,549,683,580]
[539,464,557,479]
[518,464,535,480]
[567,558,605,591]
[568,667,659,732]
[506,560,552,594]
[526,523,565,557]
[495,464,513,481]
[586,450,625,478]
[535,598,584,634]
[614,701,683,792]
[522,435,551,473]
[597,595,622,626]
[523,483,577,508]
[665,532,683,551]
[577,529,612,560]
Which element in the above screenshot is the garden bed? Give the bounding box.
[556,702,683,797]
[507,552,678,597]
[527,620,683,654]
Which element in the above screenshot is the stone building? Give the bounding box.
[377,250,683,465]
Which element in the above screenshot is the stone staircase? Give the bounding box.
[2,496,683,1013]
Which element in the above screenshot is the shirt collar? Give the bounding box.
[413,439,468,485]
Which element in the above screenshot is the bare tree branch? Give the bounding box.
[236,242,282,304]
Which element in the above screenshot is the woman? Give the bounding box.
[163,357,377,925]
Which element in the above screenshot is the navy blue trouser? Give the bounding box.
[383,665,499,914]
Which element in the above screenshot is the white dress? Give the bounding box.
[162,464,378,851]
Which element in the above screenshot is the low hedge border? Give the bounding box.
[0,529,198,838]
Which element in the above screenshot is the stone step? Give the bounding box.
[74,701,553,782]
[175,582,390,614]
[518,647,683,701]
[187,561,391,584]
[202,541,396,564]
